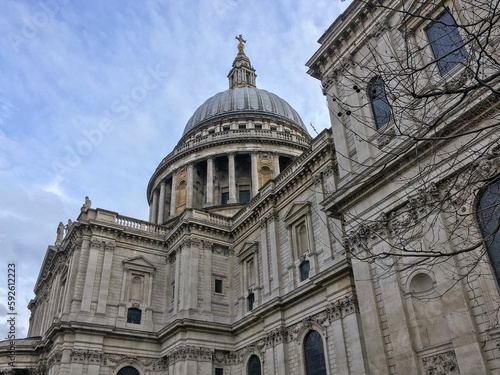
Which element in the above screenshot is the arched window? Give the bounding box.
[367,77,391,129]
[303,330,327,375]
[426,10,468,76]
[477,178,500,285]
[298,224,309,253]
[127,307,142,324]
[299,260,310,281]
[247,355,261,375]
[117,366,140,375]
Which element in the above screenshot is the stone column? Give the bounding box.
[251,152,259,197]
[273,153,280,177]
[186,164,194,209]
[170,172,177,217]
[157,180,166,224]
[206,157,214,206]
[228,153,237,204]
[150,189,159,223]
[96,242,114,315]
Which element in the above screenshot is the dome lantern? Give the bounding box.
[227,35,257,89]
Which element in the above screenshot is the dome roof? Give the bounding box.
[183,87,307,135]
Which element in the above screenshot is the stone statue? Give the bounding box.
[82,196,92,210]
[56,222,65,245]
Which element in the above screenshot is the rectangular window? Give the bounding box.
[127,308,142,324]
[221,192,229,205]
[239,190,250,203]
[215,368,224,375]
[214,279,223,294]
[247,293,255,311]
[426,10,468,75]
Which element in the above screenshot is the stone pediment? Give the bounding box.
[282,202,311,224]
[122,256,156,273]
[237,241,259,259]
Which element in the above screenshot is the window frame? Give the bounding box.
[247,354,262,375]
[303,330,328,375]
[126,307,142,324]
[425,9,468,76]
[367,76,392,130]
[214,278,223,294]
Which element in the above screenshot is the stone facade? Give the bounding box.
[1,1,500,374]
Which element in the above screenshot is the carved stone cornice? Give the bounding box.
[213,246,234,256]
[70,350,103,364]
[166,346,213,364]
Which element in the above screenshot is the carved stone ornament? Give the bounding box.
[343,182,440,252]
[377,126,396,147]
[90,238,102,249]
[422,350,459,375]
[213,246,234,256]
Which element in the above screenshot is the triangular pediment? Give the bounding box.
[123,256,156,272]
[237,241,259,259]
[283,202,311,223]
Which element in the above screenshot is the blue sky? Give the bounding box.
[0,0,349,338]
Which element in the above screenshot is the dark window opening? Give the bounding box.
[246,72,250,83]
[247,293,255,311]
[477,178,500,286]
[247,355,262,375]
[221,192,229,205]
[239,124,246,130]
[300,260,310,281]
[127,308,142,324]
[239,190,251,203]
[255,124,262,130]
[215,368,224,375]
[215,279,223,294]
[368,76,391,129]
[117,366,141,375]
[426,10,468,76]
[304,330,327,375]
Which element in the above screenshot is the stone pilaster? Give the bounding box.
[260,218,271,296]
[81,238,101,312]
[267,212,281,296]
[96,241,115,314]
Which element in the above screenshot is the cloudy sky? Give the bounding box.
[0,0,349,338]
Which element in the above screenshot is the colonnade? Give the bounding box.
[149,152,285,224]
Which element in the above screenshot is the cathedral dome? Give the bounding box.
[183,87,306,136]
